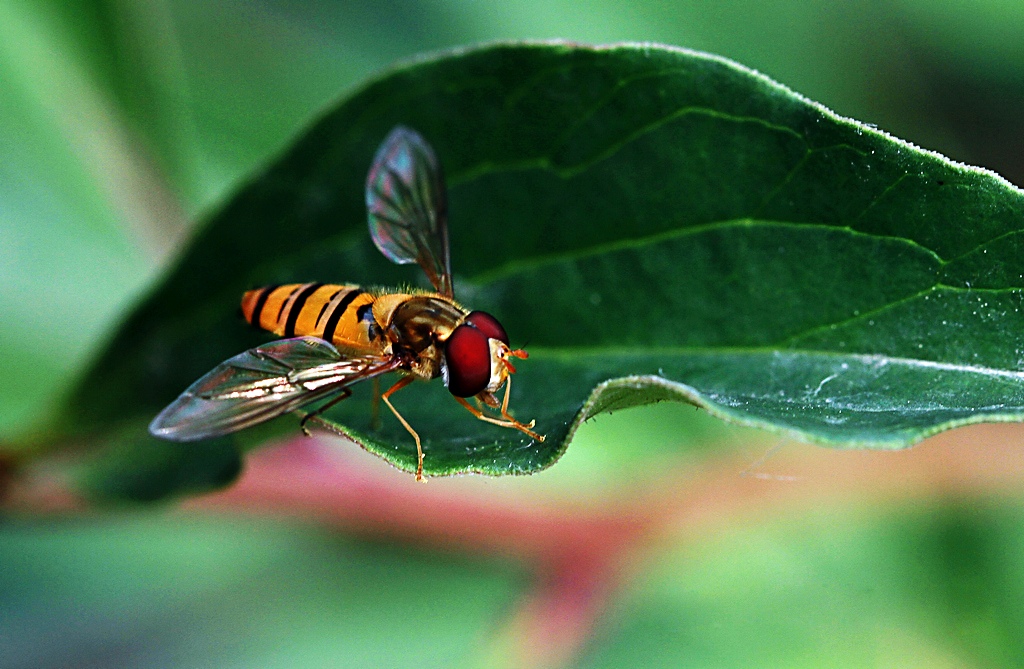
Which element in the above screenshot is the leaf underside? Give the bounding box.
[62,42,1024,488]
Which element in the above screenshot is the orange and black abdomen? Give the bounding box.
[240,283,379,349]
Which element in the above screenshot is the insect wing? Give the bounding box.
[149,336,398,442]
[366,126,453,297]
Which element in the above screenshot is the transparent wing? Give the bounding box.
[366,126,452,297]
[149,337,401,442]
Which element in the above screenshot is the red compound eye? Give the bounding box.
[445,324,491,397]
[465,310,509,345]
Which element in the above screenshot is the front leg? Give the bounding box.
[453,377,545,443]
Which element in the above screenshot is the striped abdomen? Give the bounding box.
[240,283,379,349]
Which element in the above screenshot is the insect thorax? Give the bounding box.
[387,295,465,350]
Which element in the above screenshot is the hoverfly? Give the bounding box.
[150,126,543,480]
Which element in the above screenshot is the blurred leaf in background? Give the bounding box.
[2,1,1024,668]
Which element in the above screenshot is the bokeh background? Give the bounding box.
[3,1,1024,667]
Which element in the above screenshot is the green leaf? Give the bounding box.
[0,516,525,667]
[583,502,1024,666]
[60,42,1024,489]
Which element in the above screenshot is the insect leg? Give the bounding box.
[380,376,425,481]
[370,376,382,431]
[453,385,544,443]
[500,376,512,414]
[299,388,353,435]
[496,377,545,442]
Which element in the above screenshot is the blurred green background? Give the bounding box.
[2,1,1024,667]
